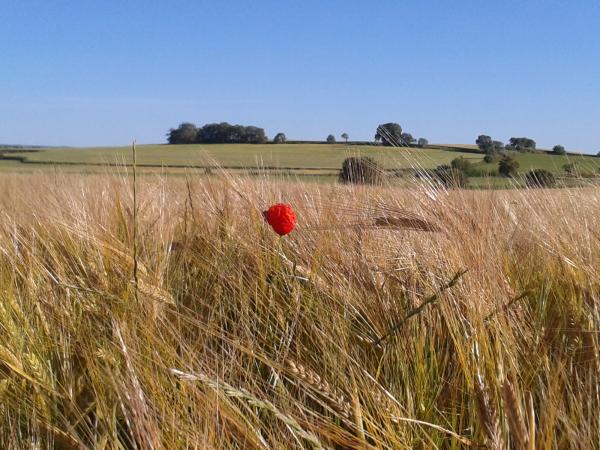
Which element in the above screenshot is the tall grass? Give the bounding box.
[0,170,598,448]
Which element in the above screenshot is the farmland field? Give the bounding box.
[2,143,482,170]
[2,144,599,182]
[0,171,598,448]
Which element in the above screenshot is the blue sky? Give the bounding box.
[1,0,599,152]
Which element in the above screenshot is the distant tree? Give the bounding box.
[498,155,520,177]
[375,123,403,146]
[451,156,472,174]
[433,165,468,188]
[326,134,336,144]
[476,135,494,153]
[507,137,536,152]
[597,151,600,157]
[552,145,566,155]
[244,126,268,143]
[167,122,198,144]
[492,140,504,151]
[400,133,416,146]
[341,133,349,143]
[273,132,287,144]
[525,169,556,188]
[417,138,429,148]
[339,157,383,185]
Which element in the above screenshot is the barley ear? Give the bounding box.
[501,380,527,450]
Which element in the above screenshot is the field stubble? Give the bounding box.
[0,170,598,449]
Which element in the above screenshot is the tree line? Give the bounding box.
[167,122,268,144]
[476,134,569,156]
[167,121,429,147]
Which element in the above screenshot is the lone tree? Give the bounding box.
[339,157,384,185]
[401,133,416,146]
[525,169,556,188]
[375,123,402,146]
[326,134,336,144]
[273,133,287,144]
[341,133,349,143]
[552,145,566,155]
[167,122,198,144]
[498,155,520,177]
[417,138,428,148]
[476,135,494,153]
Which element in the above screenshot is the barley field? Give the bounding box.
[0,169,598,449]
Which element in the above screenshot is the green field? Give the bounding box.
[471,151,600,175]
[2,143,483,170]
[1,144,599,184]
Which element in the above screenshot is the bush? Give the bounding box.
[326,134,336,144]
[483,154,495,164]
[525,169,556,188]
[498,156,520,177]
[451,157,472,174]
[339,157,384,185]
[552,145,566,155]
[417,138,428,148]
[563,163,576,175]
[433,165,468,188]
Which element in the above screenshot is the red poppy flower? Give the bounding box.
[263,203,297,236]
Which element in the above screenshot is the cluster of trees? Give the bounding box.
[167,122,268,144]
[478,134,571,157]
[476,135,505,154]
[506,137,536,152]
[447,154,560,187]
[476,135,537,154]
[374,123,427,147]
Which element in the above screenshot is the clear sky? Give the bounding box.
[1,0,599,152]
